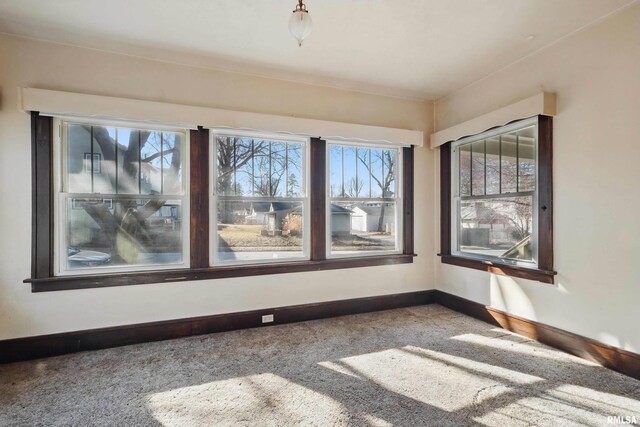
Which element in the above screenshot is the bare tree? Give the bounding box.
[75,126,182,264]
[344,176,365,198]
[357,150,395,232]
[216,137,268,222]
[252,145,286,197]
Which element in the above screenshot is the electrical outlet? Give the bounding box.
[262,314,274,323]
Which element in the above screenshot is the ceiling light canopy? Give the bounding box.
[289,0,312,47]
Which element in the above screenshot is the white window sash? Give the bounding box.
[53,118,191,276]
[450,117,539,268]
[209,131,311,266]
[325,141,403,259]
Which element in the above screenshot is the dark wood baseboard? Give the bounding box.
[0,290,435,364]
[434,290,640,380]
[4,288,638,382]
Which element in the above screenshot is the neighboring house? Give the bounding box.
[329,204,351,236]
[265,202,297,234]
[246,202,271,224]
[459,203,511,247]
[263,203,351,235]
[350,205,395,234]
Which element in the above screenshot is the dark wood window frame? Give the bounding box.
[439,115,555,284]
[25,113,415,292]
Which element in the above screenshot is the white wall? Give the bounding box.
[0,35,434,340]
[434,4,640,352]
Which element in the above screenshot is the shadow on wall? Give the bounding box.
[490,274,537,320]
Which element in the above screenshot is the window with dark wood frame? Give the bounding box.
[439,115,555,284]
[25,112,415,292]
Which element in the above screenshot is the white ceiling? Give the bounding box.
[0,0,634,100]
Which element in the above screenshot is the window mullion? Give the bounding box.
[310,138,326,260]
[190,126,209,269]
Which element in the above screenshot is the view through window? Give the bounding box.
[328,143,401,256]
[213,134,308,264]
[60,122,187,273]
[453,121,537,263]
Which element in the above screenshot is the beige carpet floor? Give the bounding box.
[1,305,639,426]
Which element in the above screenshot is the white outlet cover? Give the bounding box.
[262,314,274,323]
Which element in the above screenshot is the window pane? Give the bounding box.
[330,202,397,254]
[140,131,163,195]
[287,143,303,197]
[501,132,518,194]
[90,127,117,194]
[216,200,305,263]
[329,145,343,197]
[270,141,287,197]
[67,125,121,194]
[518,126,536,192]
[234,138,253,196]
[383,149,396,197]
[217,138,298,198]
[67,124,92,193]
[356,148,371,198]
[216,136,235,196]
[162,132,184,195]
[370,149,384,198]
[343,146,357,197]
[343,147,363,197]
[485,136,500,195]
[116,128,140,194]
[471,140,485,196]
[65,197,184,270]
[253,141,272,196]
[459,144,471,197]
[458,196,533,262]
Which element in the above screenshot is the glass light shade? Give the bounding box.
[289,10,312,46]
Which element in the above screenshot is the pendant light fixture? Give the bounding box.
[289,0,312,46]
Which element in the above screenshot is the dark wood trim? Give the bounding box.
[537,116,554,272]
[434,290,640,380]
[438,116,555,283]
[402,146,414,255]
[189,127,210,268]
[31,112,53,279]
[439,143,451,256]
[0,290,434,363]
[25,254,415,292]
[439,254,556,284]
[27,127,416,291]
[310,137,326,260]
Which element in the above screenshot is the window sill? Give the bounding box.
[438,254,556,284]
[24,254,416,292]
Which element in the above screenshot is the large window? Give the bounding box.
[27,113,414,292]
[440,115,554,283]
[212,132,309,264]
[327,143,402,256]
[55,119,189,275]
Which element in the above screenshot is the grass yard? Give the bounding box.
[217,224,394,252]
[217,224,302,251]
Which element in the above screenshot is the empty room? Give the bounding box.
[0,0,639,425]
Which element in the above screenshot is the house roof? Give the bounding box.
[355,205,388,216]
[249,202,271,213]
[330,204,352,214]
[270,202,297,212]
[265,203,351,216]
[460,205,510,224]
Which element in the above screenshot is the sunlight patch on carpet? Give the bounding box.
[146,373,346,426]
